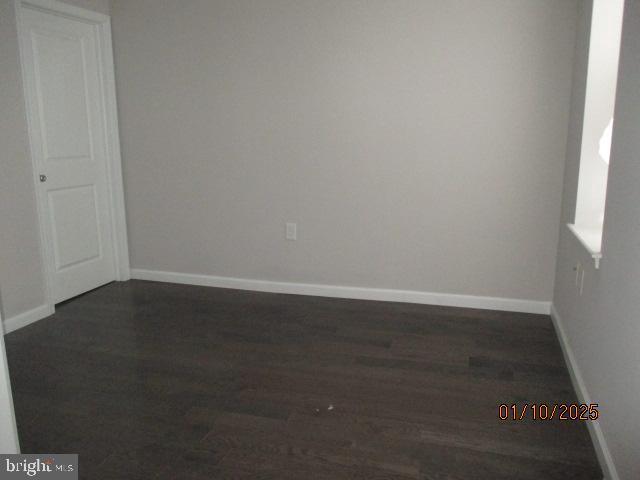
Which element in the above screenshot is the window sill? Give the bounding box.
[567,223,603,269]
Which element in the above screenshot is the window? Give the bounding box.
[569,0,624,269]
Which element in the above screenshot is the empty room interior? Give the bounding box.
[1,0,639,478]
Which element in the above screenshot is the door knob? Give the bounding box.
[39,174,47,182]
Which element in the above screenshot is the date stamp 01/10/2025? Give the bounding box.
[498,403,600,421]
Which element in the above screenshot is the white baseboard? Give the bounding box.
[131,268,551,315]
[550,305,618,480]
[3,304,53,335]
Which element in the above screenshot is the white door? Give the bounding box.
[19,7,117,303]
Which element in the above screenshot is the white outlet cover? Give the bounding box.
[286,223,297,241]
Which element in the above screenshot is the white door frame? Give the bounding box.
[15,0,130,312]
[0,308,20,454]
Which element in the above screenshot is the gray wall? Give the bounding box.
[111,0,578,302]
[54,0,109,15]
[553,0,640,478]
[0,0,110,321]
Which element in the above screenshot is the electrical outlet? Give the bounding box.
[285,222,297,241]
[574,262,582,287]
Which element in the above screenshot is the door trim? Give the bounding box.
[15,0,130,312]
[0,309,20,453]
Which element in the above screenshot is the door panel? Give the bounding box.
[20,7,116,303]
[48,185,101,270]
[33,31,92,160]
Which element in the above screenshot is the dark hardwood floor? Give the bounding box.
[5,280,601,479]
